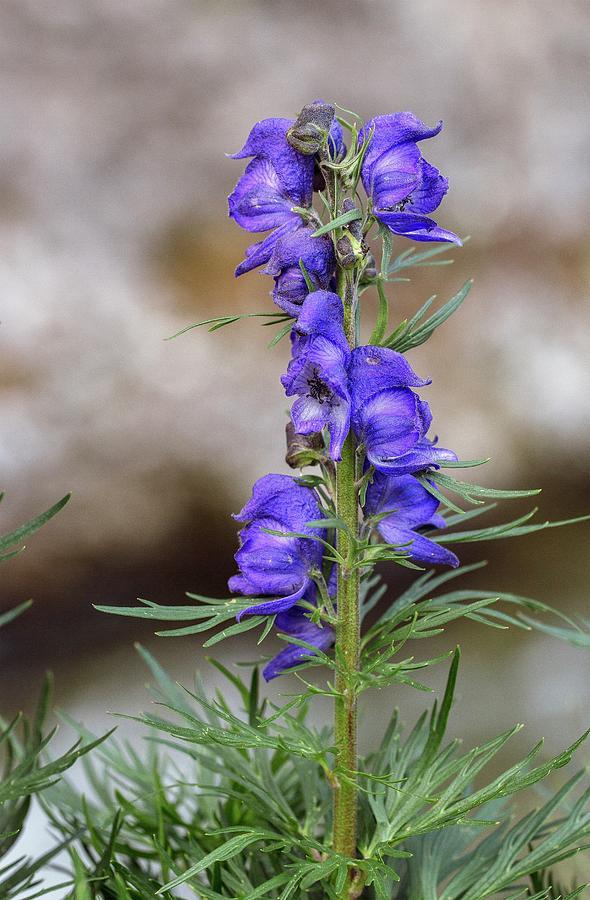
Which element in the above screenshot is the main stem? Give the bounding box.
[332,268,360,879]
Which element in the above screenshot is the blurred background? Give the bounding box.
[0,0,589,852]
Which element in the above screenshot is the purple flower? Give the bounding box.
[264,227,335,317]
[365,471,459,568]
[281,291,351,461]
[282,296,456,470]
[263,597,334,682]
[228,118,315,276]
[327,116,345,160]
[349,346,448,474]
[229,474,325,617]
[359,113,461,245]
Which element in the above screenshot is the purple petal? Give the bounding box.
[359,113,443,185]
[263,606,334,680]
[350,347,430,409]
[327,117,346,160]
[367,141,422,208]
[237,580,311,619]
[290,392,351,461]
[407,159,449,215]
[282,340,350,398]
[271,267,311,317]
[228,157,302,234]
[376,437,458,476]
[265,228,335,316]
[233,474,324,535]
[374,210,461,245]
[353,389,427,469]
[229,117,313,207]
[365,471,440,528]
[265,227,334,278]
[235,220,301,277]
[293,291,349,355]
[376,523,459,568]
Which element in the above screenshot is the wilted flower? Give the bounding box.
[264,227,335,317]
[364,470,459,567]
[359,113,461,245]
[229,474,325,617]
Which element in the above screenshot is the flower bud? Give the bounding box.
[360,253,378,283]
[287,101,336,156]
[336,233,368,269]
[340,199,363,241]
[285,422,324,468]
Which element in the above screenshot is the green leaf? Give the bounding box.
[298,259,314,293]
[0,601,33,629]
[369,277,390,345]
[435,511,590,544]
[166,312,291,340]
[0,494,70,557]
[430,470,541,504]
[519,615,590,648]
[267,320,293,348]
[156,831,285,892]
[390,281,473,352]
[311,208,363,236]
[439,457,491,469]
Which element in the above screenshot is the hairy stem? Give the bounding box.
[332,267,360,886]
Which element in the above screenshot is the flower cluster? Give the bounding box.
[228,104,460,679]
[229,474,334,681]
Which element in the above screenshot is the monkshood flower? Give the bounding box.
[229,474,325,618]
[263,587,335,682]
[281,291,351,460]
[365,470,459,568]
[228,118,315,276]
[264,226,335,317]
[359,112,461,245]
[349,347,457,475]
[282,294,457,468]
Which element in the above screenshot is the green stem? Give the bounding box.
[332,268,361,887]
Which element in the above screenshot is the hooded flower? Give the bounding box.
[264,227,335,317]
[282,295,456,469]
[349,347,431,473]
[262,587,335,681]
[359,113,461,245]
[349,347,456,475]
[229,474,325,618]
[365,471,459,568]
[281,291,352,461]
[228,118,315,276]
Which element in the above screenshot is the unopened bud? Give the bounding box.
[340,199,363,241]
[287,101,335,155]
[285,422,324,468]
[360,253,378,283]
[336,233,368,269]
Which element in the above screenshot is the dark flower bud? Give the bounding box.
[336,233,368,269]
[360,253,378,283]
[313,161,326,193]
[285,422,324,468]
[287,101,336,156]
[340,199,363,241]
